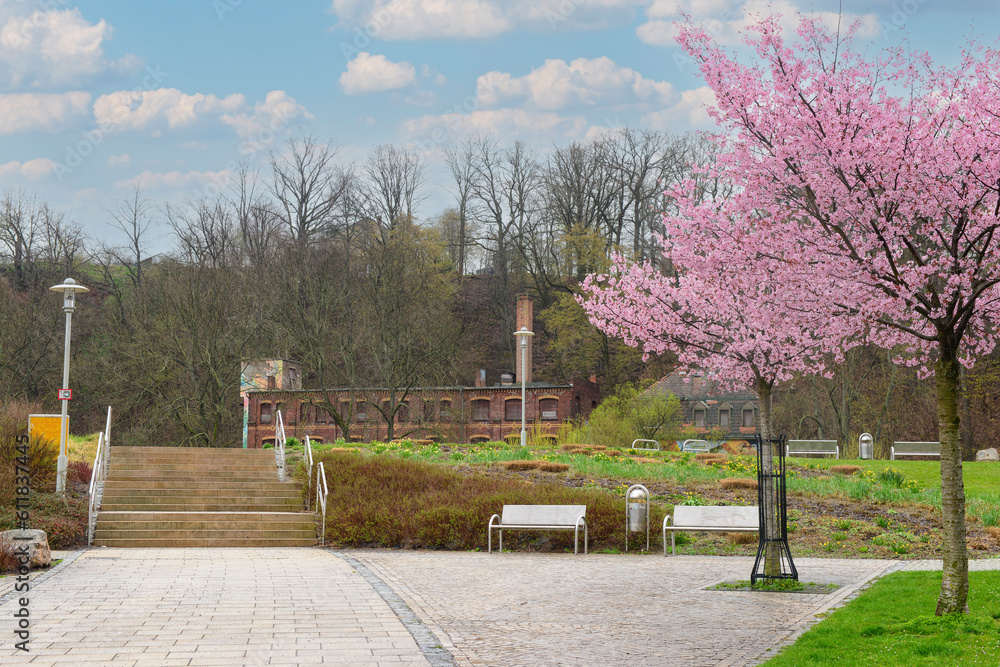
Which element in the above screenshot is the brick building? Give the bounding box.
[242,296,600,447]
[645,369,760,438]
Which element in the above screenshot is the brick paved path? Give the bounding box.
[5,548,998,666]
[350,551,906,667]
[0,548,432,666]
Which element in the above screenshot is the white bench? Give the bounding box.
[631,439,661,451]
[488,505,588,554]
[681,439,712,453]
[786,439,839,459]
[662,505,759,555]
[891,441,940,460]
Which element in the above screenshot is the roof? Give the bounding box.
[646,370,757,401]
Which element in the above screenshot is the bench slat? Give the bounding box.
[500,504,586,526]
[671,505,758,529]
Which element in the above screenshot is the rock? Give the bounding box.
[975,448,999,462]
[0,529,52,569]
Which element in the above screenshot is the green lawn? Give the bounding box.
[763,570,1000,666]
[790,458,1000,497]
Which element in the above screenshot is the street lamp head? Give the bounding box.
[514,326,534,347]
[50,277,89,313]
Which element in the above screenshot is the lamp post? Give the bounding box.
[49,278,89,495]
[514,326,534,448]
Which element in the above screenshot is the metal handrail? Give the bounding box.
[86,431,104,545]
[315,461,329,546]
[275,409,286,482]
[304,435,314,510]
[87,406,113,546]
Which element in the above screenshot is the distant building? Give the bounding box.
[646,369,759,438]
[243,296,600,447]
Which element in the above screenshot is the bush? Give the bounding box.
[308,452,663,551]
[720,477,758,490]
[0,401,60,504]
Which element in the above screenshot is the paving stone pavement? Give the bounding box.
[3,547,999,666]
[0,548,433,667]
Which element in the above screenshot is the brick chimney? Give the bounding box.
[475,369,486,388]
[515,295,533,385]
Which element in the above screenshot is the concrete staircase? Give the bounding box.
[92,446,317,547]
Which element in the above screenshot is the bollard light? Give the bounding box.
[49,278,89,495]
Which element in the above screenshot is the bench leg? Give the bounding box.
[671,531,676,556]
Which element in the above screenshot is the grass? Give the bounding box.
[763,571,1000,666]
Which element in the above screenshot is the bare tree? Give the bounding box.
[168,199,237,268]
[0,188,42,291]
[104,186,153,291]
[361,143,424,230]
[445,139,476,277]
[269,133,350,247]
[228,163,283,268]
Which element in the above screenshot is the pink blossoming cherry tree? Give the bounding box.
[589,14,1000,614]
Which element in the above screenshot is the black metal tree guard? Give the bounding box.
[751,434,798,584]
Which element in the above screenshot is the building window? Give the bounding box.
[504,398,522,421]
[472,399,490,421]
[440,399,452,422]
[339,401,351,423]
[260,403,272,423]
[397,400,410,423]
[694,407,706,429]
[539,398,558,421]
[356,402,368,423]
[743,407,755,428]
[423,400,435,422]
[719,409,730,430]
[315,405,327,424]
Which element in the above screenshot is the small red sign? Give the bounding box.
[57,389,72,400]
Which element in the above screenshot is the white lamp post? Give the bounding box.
[514,326,534,448]
[50,278,89,495]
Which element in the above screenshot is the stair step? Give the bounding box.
[95,447,313,548]
[102,488,301,499]
[92,538,317,547]
[93,529,315,539]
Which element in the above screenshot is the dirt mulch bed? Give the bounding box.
[458,463,1000,559]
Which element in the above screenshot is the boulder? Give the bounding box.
[0,529,52,569]
[975,448,999,462]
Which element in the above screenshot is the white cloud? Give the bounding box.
[220,90,313,138]
[0,7,138,87]
[331,0,641,40]
[641,85,718,129]
[477,57,674,110]
[637,0,879,47]
[115,168,232,190]
[340,52,416,94]
[108,153,130,166]
[0,157,58,180]
[0,91,90,133]
[93,88,245,132]
[404,108,587,143]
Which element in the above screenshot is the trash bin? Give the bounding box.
[626,484,649,552]
[859,433,873,460]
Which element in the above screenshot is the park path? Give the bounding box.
[5,548,998,666]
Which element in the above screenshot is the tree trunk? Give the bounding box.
[936,347,969,614]
[757,378,779,577]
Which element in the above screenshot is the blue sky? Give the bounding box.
[0,0,995,250]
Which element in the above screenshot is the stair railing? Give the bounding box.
[87,406,114,545]
[275,409,287,482]
[87,432,105,546]
[304,435,314,510]
[316,461,328,546]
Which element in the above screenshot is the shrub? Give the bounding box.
[720,477,758,490]
[536,462,570,473]
[0,402,60,504]
[66,460,93,494]
[308,452,663,551]
[831,465,863,475]
[501,460,540,471]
